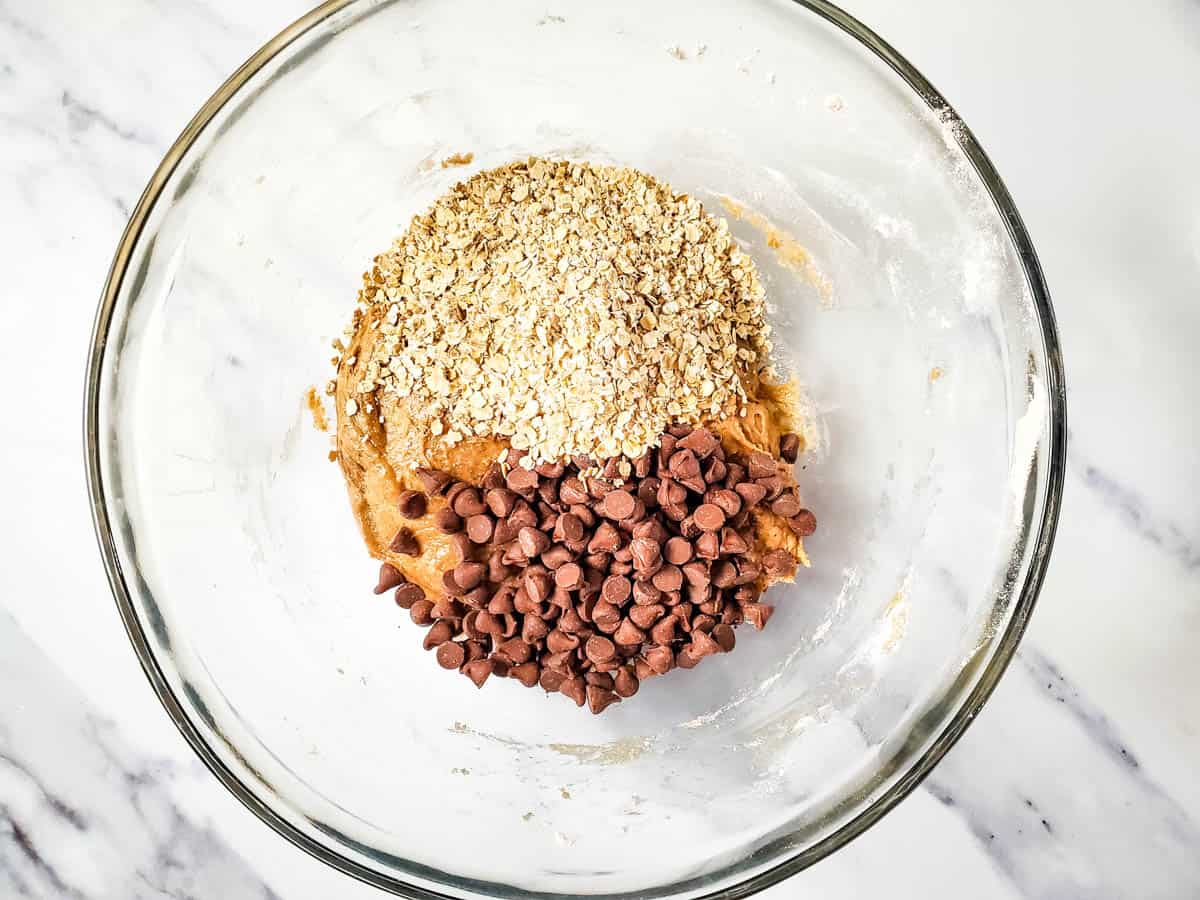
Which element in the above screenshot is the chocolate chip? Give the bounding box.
[558,606,587,634]
[658,477,687,508]
[497,636,531,664]
[374,563,405,594]
[747,452,777,479]
[720,528,750,555]
[481,463,506,490]
[559,476,589,505]
[488,589,515,615]
[548,586,572,610]
[762,549,796,578]
[449,561,483,592]
[449,532,473,564]
[667,448,700,479]
[770,492,801,518]
[651,564,683,592]
[633,452,653,478]
[539,669,565,692]
[694,531,720,560]
[709,489,742,517]
[628,604,665,630]
[537,479,560,505]
[554,562,584,591]
[443,481,468,507]
[434,508,463,534]
[505,467,539,496]
[587,685,621,714]
[734,481,767,507]
[585,635,616,663]
[535,461,566,478]
[756,475,785,500]
[711,560,737,588]
[630,537,662,572]
[741,602,774,630]
[518,526,551,558]
[790,509,817,537]
[703,457,727,485]
[510,661,540,687]
[656,433,677,467]
[460,587,489,610]
[485,487,517,517]
[522,614,549,642]
[691,613,717,633]
[461,513,492,544]
[585,671,614,690]
[693,503,726,532]
[689,629,720,658]
[416,468,452,495]
[394,582,424,609]
[462,659,493,687]
[465,638,489,667]
[389,527,420,556]
[523,570,551,604]
[488,551,511,584]
[569,504,597,528]
[409,599,434,625]
[643,645,673,674]
[601,490,637,520]
[650,615,677,645]
[541,543,575,570]
[779,432,801,463]
[663,536,693,565]
[555,512,585,543]
[686,581,711,605]
[614,618,647,645]
[735,559,762,585]
[436,642,465,669]
[508,500,537,529]
[614,666,640,698]
[677,427,720,459]
[592,600,622,632]
[588,521,621,553]
[594,573,629,605]
[631,580,662,606]
[451,487,485,518]
[547,630,580,653]
[396,490,427,520]
[680,561,708,587]
[675,646,699,669]
[423,620,454,650]
[586,476,613,500]
[473,610,501,635]
[627,518,660,543]
[661,501,687,523]
[559,675,586,707]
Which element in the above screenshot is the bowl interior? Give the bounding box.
[92,0,1058,896]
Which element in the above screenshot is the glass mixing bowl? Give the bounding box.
[85,0,1065,896]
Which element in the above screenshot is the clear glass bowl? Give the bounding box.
[85,0,1065,897]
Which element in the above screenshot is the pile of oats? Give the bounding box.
[346,158,774,464]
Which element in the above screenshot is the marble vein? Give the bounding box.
[0,613,282,900]
[923,640,1200,900]
[1069,449,1200,572]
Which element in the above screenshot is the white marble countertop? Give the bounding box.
[2,0,1198,897]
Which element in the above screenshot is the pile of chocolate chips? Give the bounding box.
[372,424,815,714]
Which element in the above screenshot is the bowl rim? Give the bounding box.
[84,0,1066,896]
